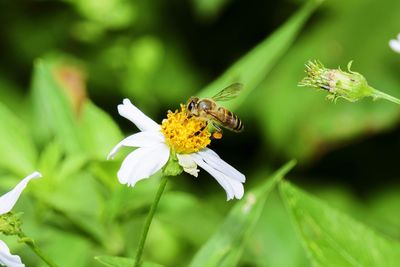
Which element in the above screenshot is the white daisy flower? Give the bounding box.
[389,33,400,53]
[0,172,42,267]
[108,99,245,200]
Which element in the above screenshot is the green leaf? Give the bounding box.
[94,256,163,267]
[30,59,83,154]
[40,172,102,217]
[79,100,123,160]
[279,181,400,267]
[34,171,109,247]
[0,101,37,175]
[37,141,63,178]
[198,0,323,111]
[242,190,309,267]
[366,187,400,239]
[189,160,297,267]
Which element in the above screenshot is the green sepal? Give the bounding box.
[0,212,22,236]
[162,151,183,177]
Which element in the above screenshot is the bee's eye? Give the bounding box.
[188,101,195,111]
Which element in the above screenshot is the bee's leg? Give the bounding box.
[212,130,223,140]
[210,122,223,140]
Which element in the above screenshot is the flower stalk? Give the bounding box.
[299,60,400,105]
[371,89,400,105]
[133,176,168,267]
[18,232,59,267]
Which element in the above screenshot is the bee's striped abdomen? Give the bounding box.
[232,112,244,132]
[221,109,243,132]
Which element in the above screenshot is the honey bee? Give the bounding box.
[186,83,244,137]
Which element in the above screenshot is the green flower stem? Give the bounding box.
[134,176,168,267]
[372,89,400,105]
[18,232,59,267]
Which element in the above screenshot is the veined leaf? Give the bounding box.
[198,0,323,111]
[280,181,400,267]
[189,160,297,267]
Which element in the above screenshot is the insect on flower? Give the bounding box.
[108,84,246,200]
[186,83,244,139]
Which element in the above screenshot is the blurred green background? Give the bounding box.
[0,0,400,266]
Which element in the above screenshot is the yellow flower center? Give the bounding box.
[161,105,211,154]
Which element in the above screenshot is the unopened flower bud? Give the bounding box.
[0,212,22,236]
[299,60,374,102]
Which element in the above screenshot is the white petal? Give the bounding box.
[0,240,24,267]
[117,144,170,186]
[197,148,245,182]
[118,99,160,132]
[191,153,244,200]
[107,131,166,160]
[389,39,400,53]
[177,154,199,177]
[0,172,42,215]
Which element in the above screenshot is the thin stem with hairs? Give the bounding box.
[18,232,59,267]
[133,176,168,267]
[372,89,400,105]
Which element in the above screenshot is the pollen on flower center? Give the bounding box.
[161,105,211,154]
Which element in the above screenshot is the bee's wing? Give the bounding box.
[211,83,243,102]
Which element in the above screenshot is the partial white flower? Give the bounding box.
[389,33,400,53]
[0,171,42,267]
[0,241,23,267]
[108,99,245,200]
[0,172,42,215]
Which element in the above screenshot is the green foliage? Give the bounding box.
[79,101,123,160]
[280,181,400,267]
[0,102,37,175]
[242,190,309,267]
[31,60,83,154]
[189,161,296,267]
